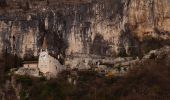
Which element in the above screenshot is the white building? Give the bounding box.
[38,37,66,78]
[16,37,65,78]
[15,61,39,77]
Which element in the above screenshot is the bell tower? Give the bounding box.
[38,37,50,75]
[38,36,64,78]
[41,37,48,52]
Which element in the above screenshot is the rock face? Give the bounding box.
[0,0,169,59]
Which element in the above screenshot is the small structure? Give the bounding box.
[23,61,38,69]
[15,60,39,77]
[38,37,65,78]
[16,37,66,78]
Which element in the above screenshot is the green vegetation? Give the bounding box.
[29,79,76,100]
[0,48,169,100]
[20,90,29,100]
[16,76,32,87]
[14,54,170,100]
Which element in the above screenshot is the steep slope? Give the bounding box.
[0,0,169,59]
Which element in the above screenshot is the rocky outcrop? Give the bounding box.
[103,46,170,76]
[0,0,169,59]
[15,67,40,77]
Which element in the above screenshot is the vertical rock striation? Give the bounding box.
[0,0,169,59]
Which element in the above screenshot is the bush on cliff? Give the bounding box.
[15,54,170,100]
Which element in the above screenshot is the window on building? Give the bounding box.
[42,49,46,51]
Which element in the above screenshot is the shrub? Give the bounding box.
[16,76,32,87]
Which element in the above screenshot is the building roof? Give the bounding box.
[23,61,38,64]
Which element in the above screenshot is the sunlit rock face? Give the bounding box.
[0,19,39,58]
[0,0,169,59]
[124,0,170,39]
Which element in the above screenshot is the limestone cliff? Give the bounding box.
[0,0,169,59]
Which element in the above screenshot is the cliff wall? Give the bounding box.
[0,0,169,59]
